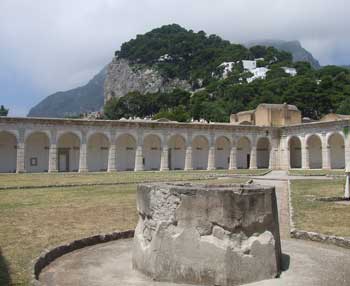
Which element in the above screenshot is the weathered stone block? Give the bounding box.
[132,183,282,286]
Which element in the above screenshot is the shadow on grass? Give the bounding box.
[0,248,11,286]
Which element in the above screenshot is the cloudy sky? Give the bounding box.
[0,0,349,116]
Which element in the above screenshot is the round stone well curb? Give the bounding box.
[31,230,134,286]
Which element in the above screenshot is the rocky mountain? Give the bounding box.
[28,25,326,118]
[246,40,321,69]
[104,58,191,103]
[28,67,107,118]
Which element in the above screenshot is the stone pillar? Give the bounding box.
[207,134,215,170]
[107,143,117,172]
[160,147,169,171]
[345,167,350,199]
[229,143,237,170]
[280,135,289,170]
[48,130,58,173]
[345,134,350,170]
[134,131,144,171]
[79,132,88,173]
[250,137,257,170]
[160,133,169,171]
[322,133,331,170]
[269,137,278,170]
[301,136,309,169]
[185,133,193,171]
[16,129,25,173]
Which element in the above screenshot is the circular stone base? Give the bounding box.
[39,238,350,286]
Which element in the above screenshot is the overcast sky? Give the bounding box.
[1,0,349,116]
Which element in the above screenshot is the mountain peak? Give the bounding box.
[245,39,320,69]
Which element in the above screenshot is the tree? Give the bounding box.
[337,97,350,115]
[0,105,8,116]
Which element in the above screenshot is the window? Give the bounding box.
[30,157,38,166]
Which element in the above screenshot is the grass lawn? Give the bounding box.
[0,172,247,285]
[289,169,345,176]
[290,179,350,238]
[0,169,269,189]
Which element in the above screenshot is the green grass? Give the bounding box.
[291,179,350,238]
[0,172,247,285]
[0,169,269,189]
[289,169,345,176]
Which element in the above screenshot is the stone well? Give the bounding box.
[132,182,282,286]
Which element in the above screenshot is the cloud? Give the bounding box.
[0,0,349,115]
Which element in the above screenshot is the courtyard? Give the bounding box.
[0,170,349,285]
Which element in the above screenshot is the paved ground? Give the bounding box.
[40,238,350,286]
[39,171,350,285]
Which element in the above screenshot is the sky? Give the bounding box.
[0,0,349,116]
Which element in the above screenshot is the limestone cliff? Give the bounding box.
[104,58,191,103]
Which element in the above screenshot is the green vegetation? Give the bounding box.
[105,24,350,122]
[0,172,247,285]
[0,105,9,117]
[291,179,350,237]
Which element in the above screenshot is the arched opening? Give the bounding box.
[143,135,161,171]
[307,135,322,169]
[0,131,17,173]
[257,137,270,169]
[192,136,209,170]
[57,132,80,172]
[289,136,302,169]
[168,135,186,170]
[25,132,49,173]
[328,133,345,169]
[215,136,230,169]
[87,133,110,172]
[116,134,136,171]
[237,137,251,169]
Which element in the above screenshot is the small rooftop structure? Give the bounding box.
[230,103,302,127]
[320,113,350,122]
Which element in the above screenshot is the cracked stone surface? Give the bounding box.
[132,183,282,286]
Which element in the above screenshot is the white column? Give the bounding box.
[184,146,193,171]
[16,136,25,173]
[250,138,257,170]
[16,130,25,173]
[107,143,117,172]
[269,137,278,170]
[345,168,350,199]
[160,147,169,171]
[322,133,330,170]
[229,144,237,170]
[345,134,350,170]
[134,146,144,171]
[302,136,309,169]
[134,132,144,171]
[207,134,215,170]
[79,132,88,173]
[48,130,58,173]
[281,135,290,170]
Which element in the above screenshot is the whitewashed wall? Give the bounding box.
[87,133,109,172]
[215,137,230,169]
[25,132,49,172]
[116,134,136,171]
[143,135,161,171]
[192,136,208,170]
[168,135,186,170]
[0,132,17,173]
